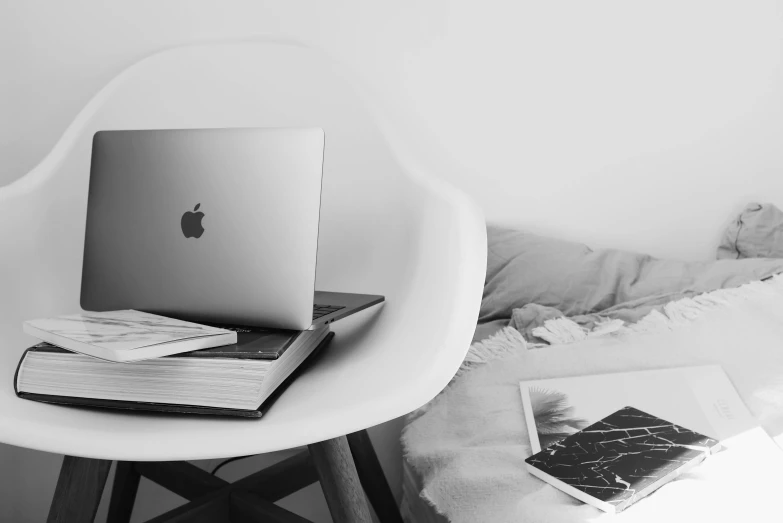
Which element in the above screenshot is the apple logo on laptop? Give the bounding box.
[181,203,205,238]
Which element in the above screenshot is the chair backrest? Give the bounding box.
[0,40,486,424]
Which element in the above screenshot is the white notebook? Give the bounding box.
[23,310,237,362]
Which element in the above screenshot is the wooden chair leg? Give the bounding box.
[47,456,112,523]
[308,436,372,523]
[107,461,141,523]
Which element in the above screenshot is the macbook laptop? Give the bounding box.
[80,127,384,331]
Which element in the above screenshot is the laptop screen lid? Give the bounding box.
[80,127,324,330]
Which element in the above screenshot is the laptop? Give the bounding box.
[80,127,384,331]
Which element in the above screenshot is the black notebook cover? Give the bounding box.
[525,406,720,513]
[14,332,334,419]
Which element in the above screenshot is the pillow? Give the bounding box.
[479,225,783,327]
[718,202,783,260]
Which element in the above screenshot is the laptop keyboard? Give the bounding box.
[313,304,345,320]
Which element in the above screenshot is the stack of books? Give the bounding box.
[15,310,333,418]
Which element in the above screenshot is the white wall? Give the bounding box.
[5,1,783,263]
[3,1,783,521]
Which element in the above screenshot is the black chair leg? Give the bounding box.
[48,456,112,523]
[347,430,404,523]
[107,461,141,523]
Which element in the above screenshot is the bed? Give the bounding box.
[400,203,783,522]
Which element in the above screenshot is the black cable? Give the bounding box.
[210,455,253,476]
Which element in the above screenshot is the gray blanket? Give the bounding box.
[476,202,783,343]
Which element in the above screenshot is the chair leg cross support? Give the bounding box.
[48,430,400,523]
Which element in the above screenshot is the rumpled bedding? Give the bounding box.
[476,202,783,344]
[403,202,783,522]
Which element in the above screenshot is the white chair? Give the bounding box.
[0,40,486,522]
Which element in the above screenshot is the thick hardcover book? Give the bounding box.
[525,406,720,513]
[23,310,237,362]
[15,331,333,418]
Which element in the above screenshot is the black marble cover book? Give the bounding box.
[525,406,721,513]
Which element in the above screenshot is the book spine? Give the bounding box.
[13,346,36,397]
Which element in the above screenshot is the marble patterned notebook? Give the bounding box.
[525,406,721,513]
[23,310,237,362]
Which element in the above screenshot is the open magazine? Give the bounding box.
[520,365,756,453]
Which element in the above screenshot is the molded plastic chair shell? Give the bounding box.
[0,40,486,461]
